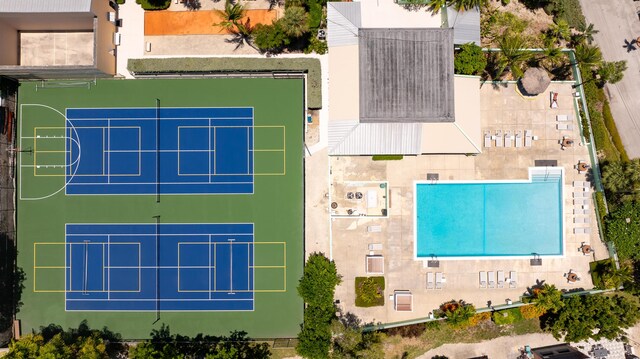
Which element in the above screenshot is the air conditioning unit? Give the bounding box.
[317,29,326,40]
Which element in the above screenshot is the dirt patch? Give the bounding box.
[145,9,278,35]
[484,0,554,47]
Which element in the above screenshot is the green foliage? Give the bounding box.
[296,253,342,359]
[548,18,571,43]
[454,43,487,76]
[574,44,602,68]
[542,0,585,29]
[451,0,488,12]
[253,23,290,53]
[355,277,385,307]
[595,191,607,224]
[604,96,630,162]
[372,155,404,161]
[116,0,126,4]
[307,0,324,30]
[331,319,384,358]
[519,304,546,319]
[531,284,564,314]
[298,252,341,307]
[496,34,533,79]
[578,109,590,140]
[543,294,640,342]
[605,201,640,261]
[440,301,476,328]
[598,61,627,86]
[482,10,528,44]
[501,0,510,4]
[426,0,449,14]
[127,57,323,108]
[590,259,615,289]
[304,36,327,55]
[280,6,309,38]
[135,0,171,10]
[492,308,523,325]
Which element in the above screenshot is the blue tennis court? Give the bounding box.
[65,223,254,311]
[65,107,254,195]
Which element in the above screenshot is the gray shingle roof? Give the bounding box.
[359,28,455,123]
[0,0,93,13]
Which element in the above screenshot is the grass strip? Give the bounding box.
[128,57,322,109]
[372,155,404,161]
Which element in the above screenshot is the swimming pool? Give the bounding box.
[415,168,564,259]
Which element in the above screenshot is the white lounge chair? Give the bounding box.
[479,271,487,288]
[367,225,382,233]
[556,114,569,122]
[524,129,532,147]
[515,131,523,147]
[573,181,584,187]
[574,209,589,215]
[484,131,492,148]
[573,192,589,198]
[582,205,590,210]
[497,271,505,288]
[488,271,496,289]
[509,271,517,288]
[435,272,444,289]
[574,227,590,234]
[574,217,590,224]
[573,198,588,205]
[495,130,503,147]
[368,243,383,251]
[505,131,513,147]
[427,272,435,290]
[583,181,591,188]
[557,123,574,131]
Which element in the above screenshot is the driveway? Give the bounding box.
[579,0,640,159]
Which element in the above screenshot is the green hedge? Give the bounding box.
[589,258,615,289]
[117,0,126,4]
[136,0,170,10]
[372,155,404,161]
[492,308,523,325]
[595,191,607,224]
[128,58,322,109]
[602,101,629,162]
[355,276,385,307]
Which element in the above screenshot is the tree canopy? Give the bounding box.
[543,294,640,342]
[605,201,640,261]
[454,43,487,76]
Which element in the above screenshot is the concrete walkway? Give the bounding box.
[579,0,640,159]
[417,333,563,358]
[115,1,145,78]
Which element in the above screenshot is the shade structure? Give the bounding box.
[519,67,551,96]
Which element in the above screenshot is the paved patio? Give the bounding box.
[329,83,606,325]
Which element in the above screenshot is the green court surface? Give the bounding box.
[17,78,304,338]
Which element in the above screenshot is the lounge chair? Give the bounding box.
[484,131,492,148]
[556,114,569,122]
[488,271,496,289]
[504,131,513,147]
[515,131,523,147]
[427,272,435,290]
[435,272,444,289]
[557,123,574,131]
[573,181,584,187]
[574,227,590,234]
[495,130,503,147]
[573,198,587,205]
[524,130,532,147]
[573,192,588,198]
[479,271,487,288]
[509,271,517,288]
[367,225,382,233]
[497,271,505,288]
[573,209,589,215]
[368,243,383,251]
[584,181,591,188]
[582,205,590,210]
[574,217,590,224]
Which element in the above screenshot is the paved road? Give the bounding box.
[579,0,640,159]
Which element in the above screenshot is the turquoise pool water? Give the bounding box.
[415,176,563,258]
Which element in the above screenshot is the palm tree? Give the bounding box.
[574,43,602,68]
[548,19,571,43]
[532,284,563,314]
[540,44,565,70]
[626,159,640,185]
[280,6,309,38]
[452,0,487,12]
[578,23,599,45]
[445,303,475,327]
[602,161,630,193]
[496,34,532,79]
[426,0,450,14]
[225,18,257,50]
[601,265,633,289]
[214,0,246,31]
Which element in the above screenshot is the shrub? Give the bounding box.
[454,43,487,76]
[135,0,171,10]
[520,305,545,319]
[307,0,324,30]
[355,277,385,307]
[590,258,615,289]
[579,109,590,141]
[253,23,290,53]
[304,36,328,55]
[384,323,426,338]
[602,100,629,162]
[468,312,492,326]
[492,308,523,325]
[117,0,126,4]
[372,155,403,161]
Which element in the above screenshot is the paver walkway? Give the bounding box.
[145,10,277,35]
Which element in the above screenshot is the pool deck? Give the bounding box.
[326,83,605,325]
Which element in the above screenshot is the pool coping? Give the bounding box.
[413,167,565,261]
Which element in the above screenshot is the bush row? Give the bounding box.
[127,57,322,109]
